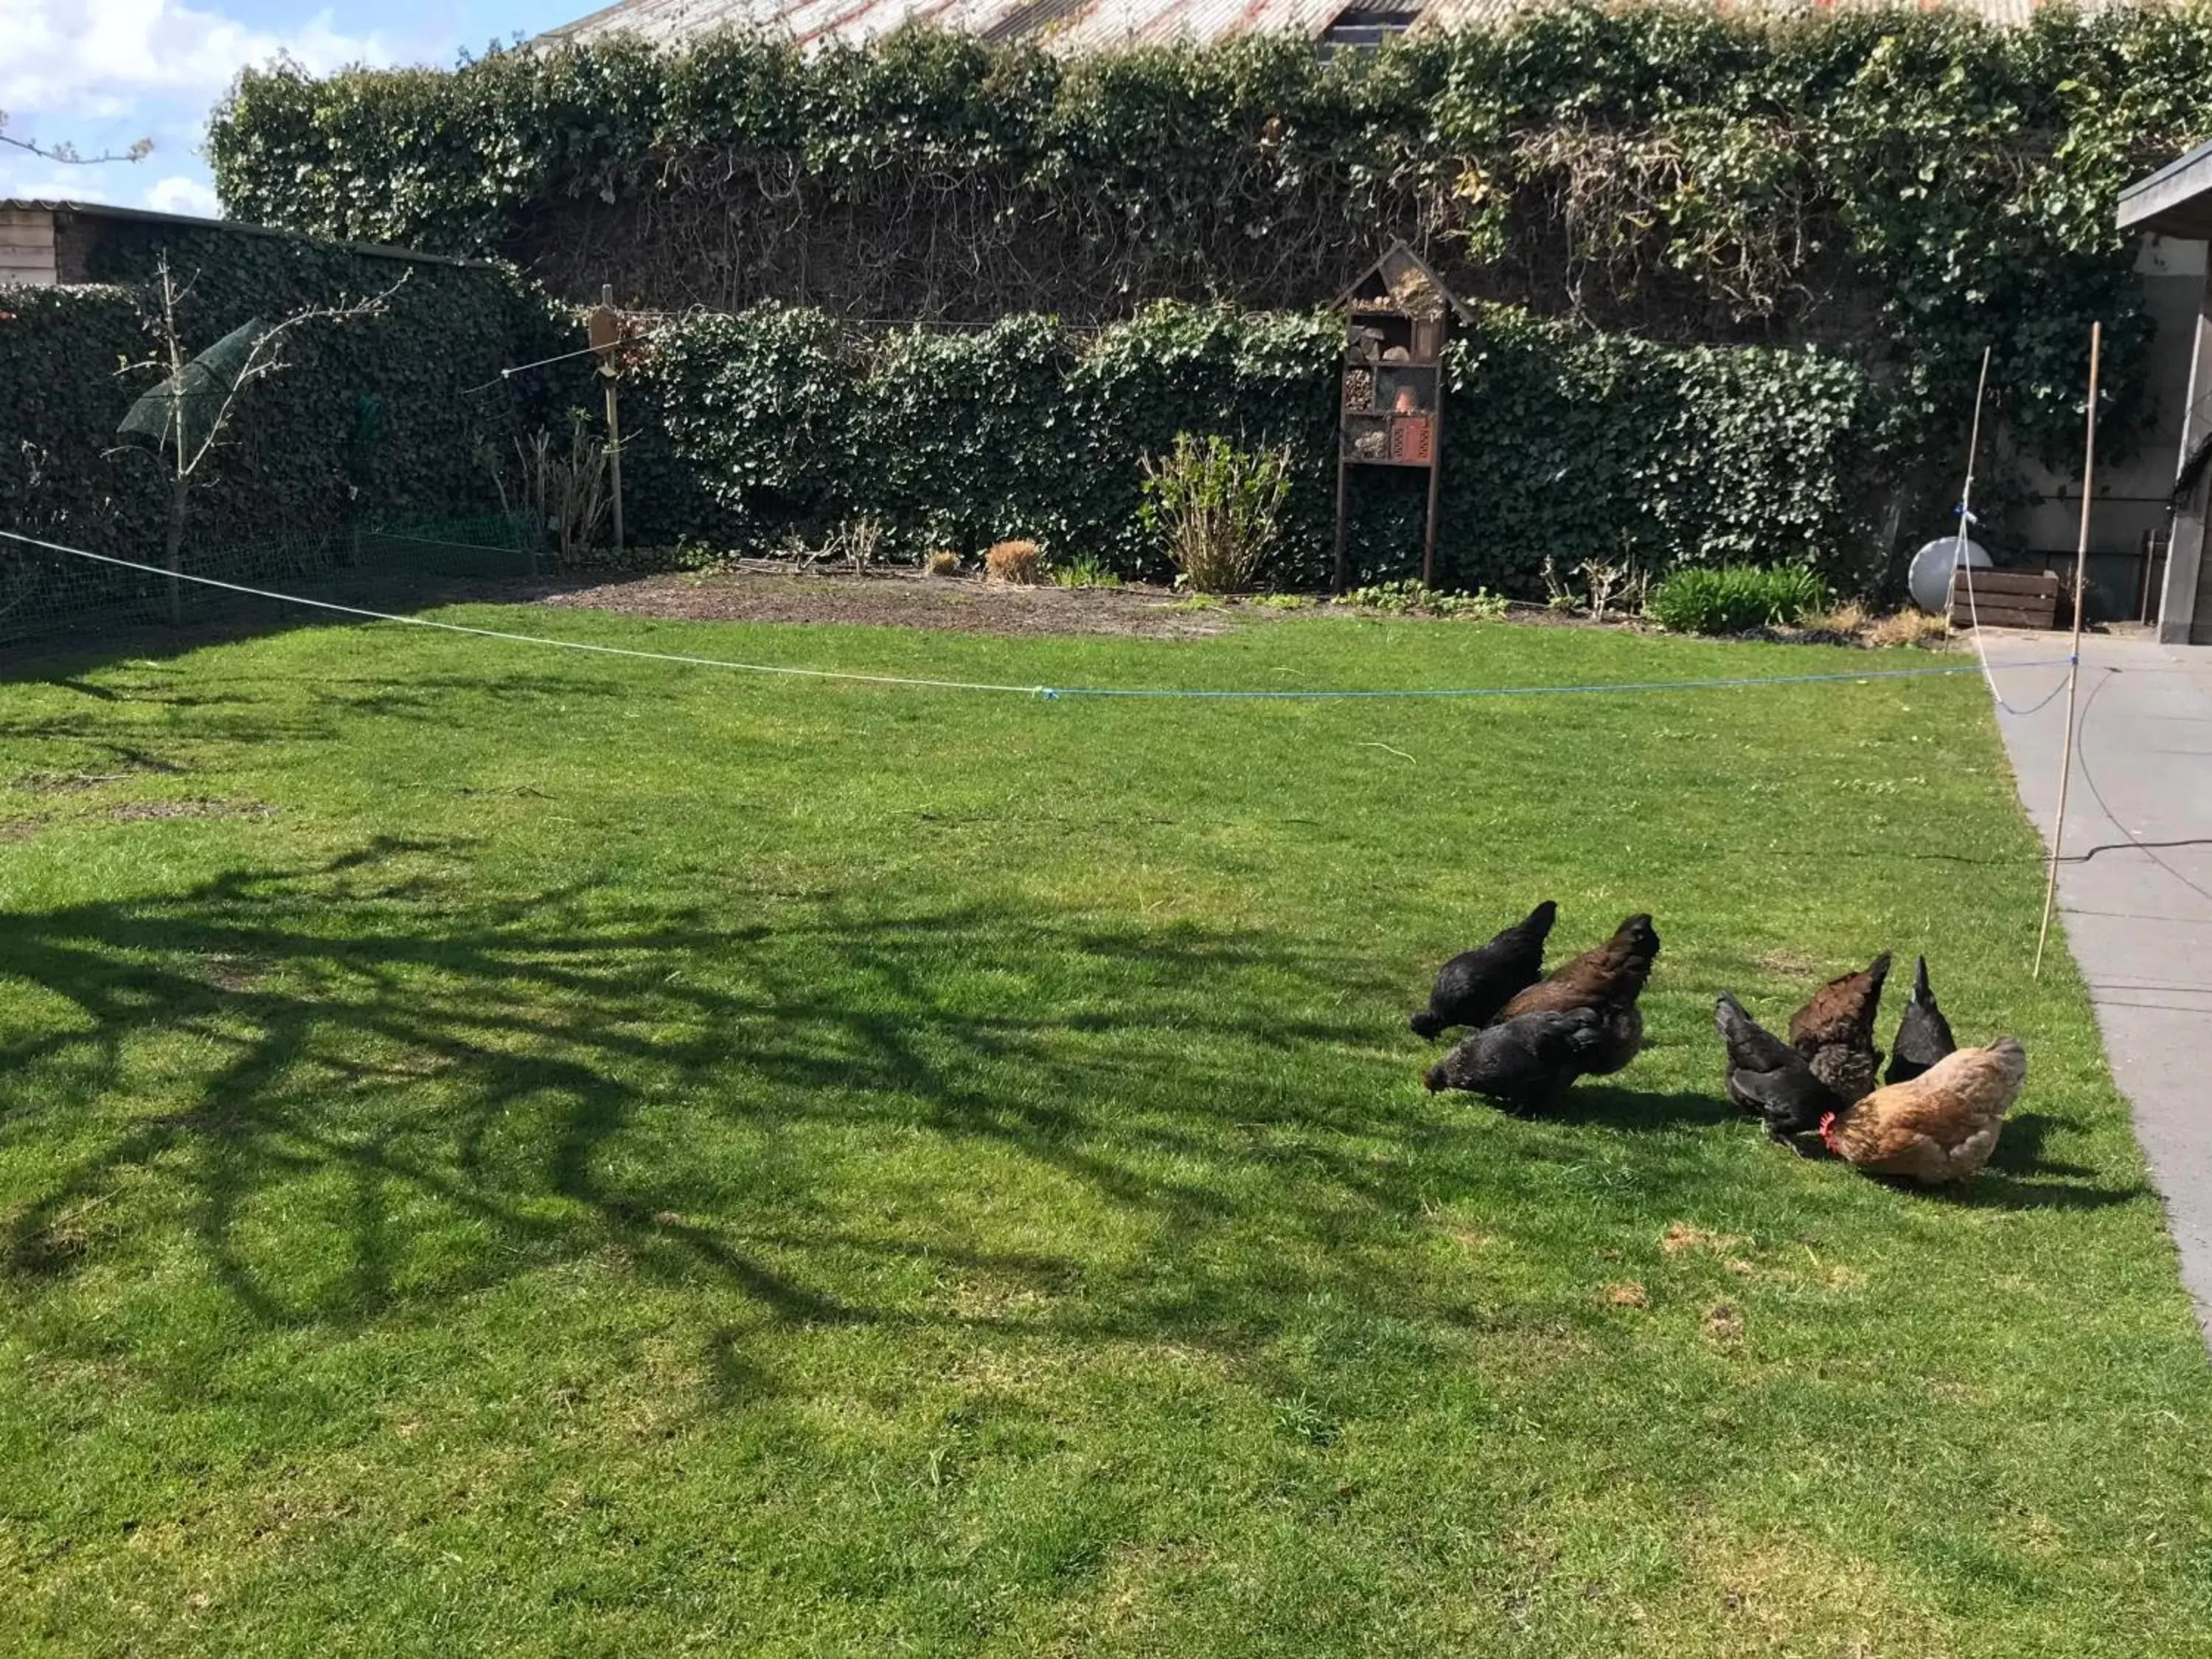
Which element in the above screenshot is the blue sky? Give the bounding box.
[0,0,578,217]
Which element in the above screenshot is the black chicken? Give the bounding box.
[1422,1006,1607,1116]
[1716,992,1845,1141]
[1884,956,1957,1085]
[1409,900,1557,1040]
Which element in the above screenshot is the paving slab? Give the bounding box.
[1981,631,2212,1338]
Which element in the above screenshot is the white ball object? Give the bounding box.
[1908,535,1991,616]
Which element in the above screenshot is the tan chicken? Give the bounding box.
[1788,952,1891,1103]
[1495,914,1659,1078]
[1817,1038,2027,1186]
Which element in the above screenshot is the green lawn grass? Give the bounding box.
[1,608,2208,1657]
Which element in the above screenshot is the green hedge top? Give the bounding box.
[209,4,2212,463]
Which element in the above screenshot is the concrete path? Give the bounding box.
[1981,630,2212,1338]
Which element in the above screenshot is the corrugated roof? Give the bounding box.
[1048,0,1343,52]
[546,0,1381,49]
[1413,0,2144,27]
[544,0,2140,51]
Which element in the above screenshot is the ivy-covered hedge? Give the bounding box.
[637,302,1879,590]
[209,4,2212,470]
[0,224,566,563]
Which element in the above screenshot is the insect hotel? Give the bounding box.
[1333,241,1475,592]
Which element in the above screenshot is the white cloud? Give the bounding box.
[0,170,122,206]
[0,0,408,220]
[145,173,220,217]
[0,0,388,115]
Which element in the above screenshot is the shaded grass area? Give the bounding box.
[1,611,2208,1656]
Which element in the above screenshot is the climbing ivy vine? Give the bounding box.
[209,4,2212,470]
[636,302,1877,590]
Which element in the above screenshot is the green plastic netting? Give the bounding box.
[116,316,266,457]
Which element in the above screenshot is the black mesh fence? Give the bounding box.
[0,513,542,653]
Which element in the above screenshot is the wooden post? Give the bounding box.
[1333,457,1349,594]
[1422,373,1444,588]
[2034,320,2101,981]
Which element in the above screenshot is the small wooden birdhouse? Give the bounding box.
[1332,241,1473,591]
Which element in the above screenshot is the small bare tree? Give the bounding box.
[0,112,151,164]
[115,255,403,619]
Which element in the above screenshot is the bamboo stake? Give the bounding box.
[2034,321,2100,979]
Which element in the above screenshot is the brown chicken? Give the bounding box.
[1787,952,1891,1104]
[1817,1037,2027,1186]
[1495,914,1659,1077]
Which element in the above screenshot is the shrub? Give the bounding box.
[1343,580,1509,620]
[984,538,1042,583]
[1645,565,1829,635]
[924,548,961,576]
[1138,434,1291,594]
[1050,554,1120,589]
[1444,588,1511,622]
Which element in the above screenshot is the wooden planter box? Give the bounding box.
[1948,567,2062,630]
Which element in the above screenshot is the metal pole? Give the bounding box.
[604,375,625,557]
[2034,321,2100,980]
[1955,345,1992,577]
[600,285,625,557]
[1951,347,1993,630]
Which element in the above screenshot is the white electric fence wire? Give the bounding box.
[0,526,2070,703]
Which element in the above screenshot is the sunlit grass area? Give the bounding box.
[2,609,2207,1656]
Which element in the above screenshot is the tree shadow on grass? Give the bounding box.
[0,838,2154,1392]
[0,838,1411,1340]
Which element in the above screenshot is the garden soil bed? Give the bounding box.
[540,566,1264,639]
[540,565,1898,647]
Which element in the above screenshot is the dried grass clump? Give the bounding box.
[924,549,961,577]
[1805,601,1870,636]
[1868,609,1950,649]
[984,539,1042,584]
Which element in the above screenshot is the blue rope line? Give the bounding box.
[1032,661,2062,700]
